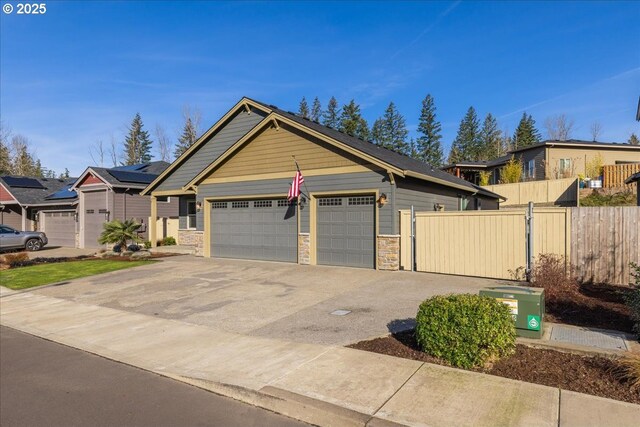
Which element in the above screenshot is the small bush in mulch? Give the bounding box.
[348,330,640,405]
[0,252,30,267]
[415,294,516,369]
[529,254,634,333]
[5,255,93,268]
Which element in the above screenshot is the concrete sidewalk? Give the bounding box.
[1,292,638,427]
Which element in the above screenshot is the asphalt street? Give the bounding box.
[0,326,309,427]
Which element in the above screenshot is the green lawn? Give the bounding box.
[0,259,155,290]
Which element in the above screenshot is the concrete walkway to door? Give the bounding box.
[31,255,498,345]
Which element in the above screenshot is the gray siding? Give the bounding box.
[517,147,546,180]
[112,190,179,240]
[0,205,22,230]
[395,177,462,212]
[155,109,267,192]
[197,171,394,235]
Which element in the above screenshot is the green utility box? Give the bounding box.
[479,286,545,339]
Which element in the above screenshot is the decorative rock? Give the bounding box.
[131,251,152,258]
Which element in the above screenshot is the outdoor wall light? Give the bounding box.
[377,193,388,206]
[74,212,79,222]
[196,201,202,212]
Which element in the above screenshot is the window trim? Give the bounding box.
[186,200,197,230]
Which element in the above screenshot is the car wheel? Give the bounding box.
[25,239,42,251]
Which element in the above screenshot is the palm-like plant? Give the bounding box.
[98,219,142,249]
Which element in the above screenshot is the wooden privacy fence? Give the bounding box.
[482,178,578,207]
[602,164,640,188]
[148,217,179,241]
[571,207,639,285]
[400,207,639,285]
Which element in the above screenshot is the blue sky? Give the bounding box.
[1,1,639,176]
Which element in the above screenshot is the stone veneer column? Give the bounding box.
[377,235,400,271]
[298,233,310,265]
[178,230,204,257]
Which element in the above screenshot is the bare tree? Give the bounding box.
[589,122,602,141]
[89,140,105,166]
[544,114,574,141]
[183,105,202,136]
[155,124,172,163]
[109,134,119,167]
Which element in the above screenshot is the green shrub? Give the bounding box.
[579,189,635,206]
[626,262,640,341]
[143,241,152,249]
[415,294,516,368]
[161,236,176,246]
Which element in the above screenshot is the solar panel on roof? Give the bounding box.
[45,186,77,200]
[111,164,147,172]
[2,176,45,189]
[107,170,156,184]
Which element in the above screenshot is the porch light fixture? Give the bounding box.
[377,193,388,206]
[196,201,202,212]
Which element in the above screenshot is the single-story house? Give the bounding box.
[444,140,640,184]
[625,172,640,206]
[70,162,179,248]
[0,176,79,247]
[141,97,503,270]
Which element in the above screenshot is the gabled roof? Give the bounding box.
[72,161,170,191]
[0,176,77,206]
[167,97,502,200]
[509,139,640,153]
[442,154,512,170]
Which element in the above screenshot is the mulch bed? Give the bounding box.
[2,253,173,269]
[545,282,634,333]
[348,329,640,405]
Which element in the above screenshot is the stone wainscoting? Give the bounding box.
[178,229,204,256]
[377,235,400,271]
[298,233,310,265]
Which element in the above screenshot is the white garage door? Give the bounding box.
[42,211,76,247]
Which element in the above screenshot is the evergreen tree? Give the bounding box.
[34,160,44,177]
[322,96,340,128]
[11,136,37,176]
[512,112,541,149]
[0,139,10,175]
[415,94,444,165]
[59,168,70,179]
[479,113,503,160]
[628,133,639,146]
[174,117,198,158]
[449,106,480,162]
[371,102,408,154]
[123,113,153,165]
[310,97,322,122]
[298,97,310,119]
[339,100,369,141]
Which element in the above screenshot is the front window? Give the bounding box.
[187,200,197,229]
[458,195,468,211]
[524,159,535,179]
[559,159,572,177]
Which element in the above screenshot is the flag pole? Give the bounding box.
[292,156,311,200]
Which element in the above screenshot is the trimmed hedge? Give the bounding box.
[415,294,516,368]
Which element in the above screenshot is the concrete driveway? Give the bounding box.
[34,256,504,345]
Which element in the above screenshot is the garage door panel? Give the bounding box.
[42,211,76,247]
[211,199,297,262]
[317,195,374,269]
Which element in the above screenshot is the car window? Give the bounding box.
[0,226,16,234]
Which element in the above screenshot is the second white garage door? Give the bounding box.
[210,199,297,262]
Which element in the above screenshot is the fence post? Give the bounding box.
[411,205,415,272]
[526,201,534,282]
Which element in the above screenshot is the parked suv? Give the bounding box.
[0,225,48,251]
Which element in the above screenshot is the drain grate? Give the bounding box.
[330,309,351,316]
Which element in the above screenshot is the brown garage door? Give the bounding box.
[42,211,76,247]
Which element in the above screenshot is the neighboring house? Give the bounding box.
[141,97,503,270]
[445,140,640,184]
[0,176,78,247]
[625,172,640,206]
[70,162,178,248]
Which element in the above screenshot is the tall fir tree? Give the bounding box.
[59,168,70,179]
[479,113,503,160]
[449,106,480,162]
[310,97,322,122]
[371,102,409,154]
[298,97,310,119]
[123,113,153,165]
[174,117,198,158]
[415,94,444,165]
[512,112,541,149]
[322,96,340,128]
[0,139,10,174]
[628,133,639,145]
[339,100,369,141]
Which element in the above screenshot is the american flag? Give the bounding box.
[287,170,304,201]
